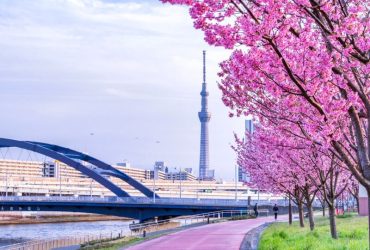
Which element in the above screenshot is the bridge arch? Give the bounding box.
[0,138,159,199]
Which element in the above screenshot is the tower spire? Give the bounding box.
[198,50,212,180]
[203,50,206,84]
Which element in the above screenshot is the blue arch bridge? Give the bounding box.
[0,138,248,221]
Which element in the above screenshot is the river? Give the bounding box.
[0,220,135,248]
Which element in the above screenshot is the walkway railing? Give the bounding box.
[0,210,251,250]
[0,231,125,250]
[129,209,252,233]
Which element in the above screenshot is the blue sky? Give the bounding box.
[0,0,244,180]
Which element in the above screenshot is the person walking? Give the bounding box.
[253,203,259,218]
[273,204,279,220]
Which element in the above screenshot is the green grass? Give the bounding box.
[259,214,369,250]
[79,236,142,250]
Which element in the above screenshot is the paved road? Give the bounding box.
[126,216,285,250]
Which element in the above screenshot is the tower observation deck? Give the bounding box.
[198,51,212,180]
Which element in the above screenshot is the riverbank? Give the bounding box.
[259,214,367,249]
[0,212,128,225]
[0,219,134,248]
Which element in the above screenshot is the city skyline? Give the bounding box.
[0,0,244,180]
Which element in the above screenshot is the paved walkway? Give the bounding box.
[126,216,286,250]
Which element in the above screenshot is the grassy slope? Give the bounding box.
[259,214,368,250]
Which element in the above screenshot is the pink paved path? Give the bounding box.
[126,216,284,250]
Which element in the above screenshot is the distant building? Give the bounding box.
[152,161,167,180]
[154,161,167,172]
[184,168,193,174]
[238,119,255,182]
[117,161,131,168]
[166,170,197,181]
[42,161,57,178]
[245,119,254,133]
[238,166,249,182]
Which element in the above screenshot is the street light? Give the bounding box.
[153,165,156,203]
[59,162,62,197]
[5,168,8,197]
[175,167,182,199]
[235,165,238,201]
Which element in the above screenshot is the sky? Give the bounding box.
[0,0,245,180]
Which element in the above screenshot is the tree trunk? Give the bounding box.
[289,195,292,225]
[368,190,370,246]
[298,202,305,228]
[355,194,359,213]
[322,202,326,217]
[328,203,338,239]
[307,203,315,231]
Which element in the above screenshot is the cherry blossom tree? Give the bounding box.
[235,127,320,229]
[161,0,369,241]
[236,124,352,237]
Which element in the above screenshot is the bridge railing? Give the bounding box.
[0,195,251,206]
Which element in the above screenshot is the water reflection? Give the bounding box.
[0,220,134,247]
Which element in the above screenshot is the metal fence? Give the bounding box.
[0,231,125,250]
[0,209,252,250]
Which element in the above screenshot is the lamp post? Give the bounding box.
[180,167,182,199]
[153,165,156,203]
[235,165,238,201]
[175,167,182,199]
[59,162,62,197]
[90,179,93,198]
[5,169,8,197]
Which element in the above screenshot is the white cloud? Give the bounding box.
[0,0,244,180]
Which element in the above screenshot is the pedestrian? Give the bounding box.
[253,203,258,218]
[273,204,279,220]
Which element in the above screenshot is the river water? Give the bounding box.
[0,220,134,248]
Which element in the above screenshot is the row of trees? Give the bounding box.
[234,123,358,238]
[162,0,369,243]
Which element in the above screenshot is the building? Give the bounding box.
[238,119,255,182]
[115,162,152,181]
[165,170,197,181]
[198,51,214,180]
[0,158,283,201]
[245,119,254,133]
[42,161,57,178]
[238,166,249,182]
[0,159,83,179]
